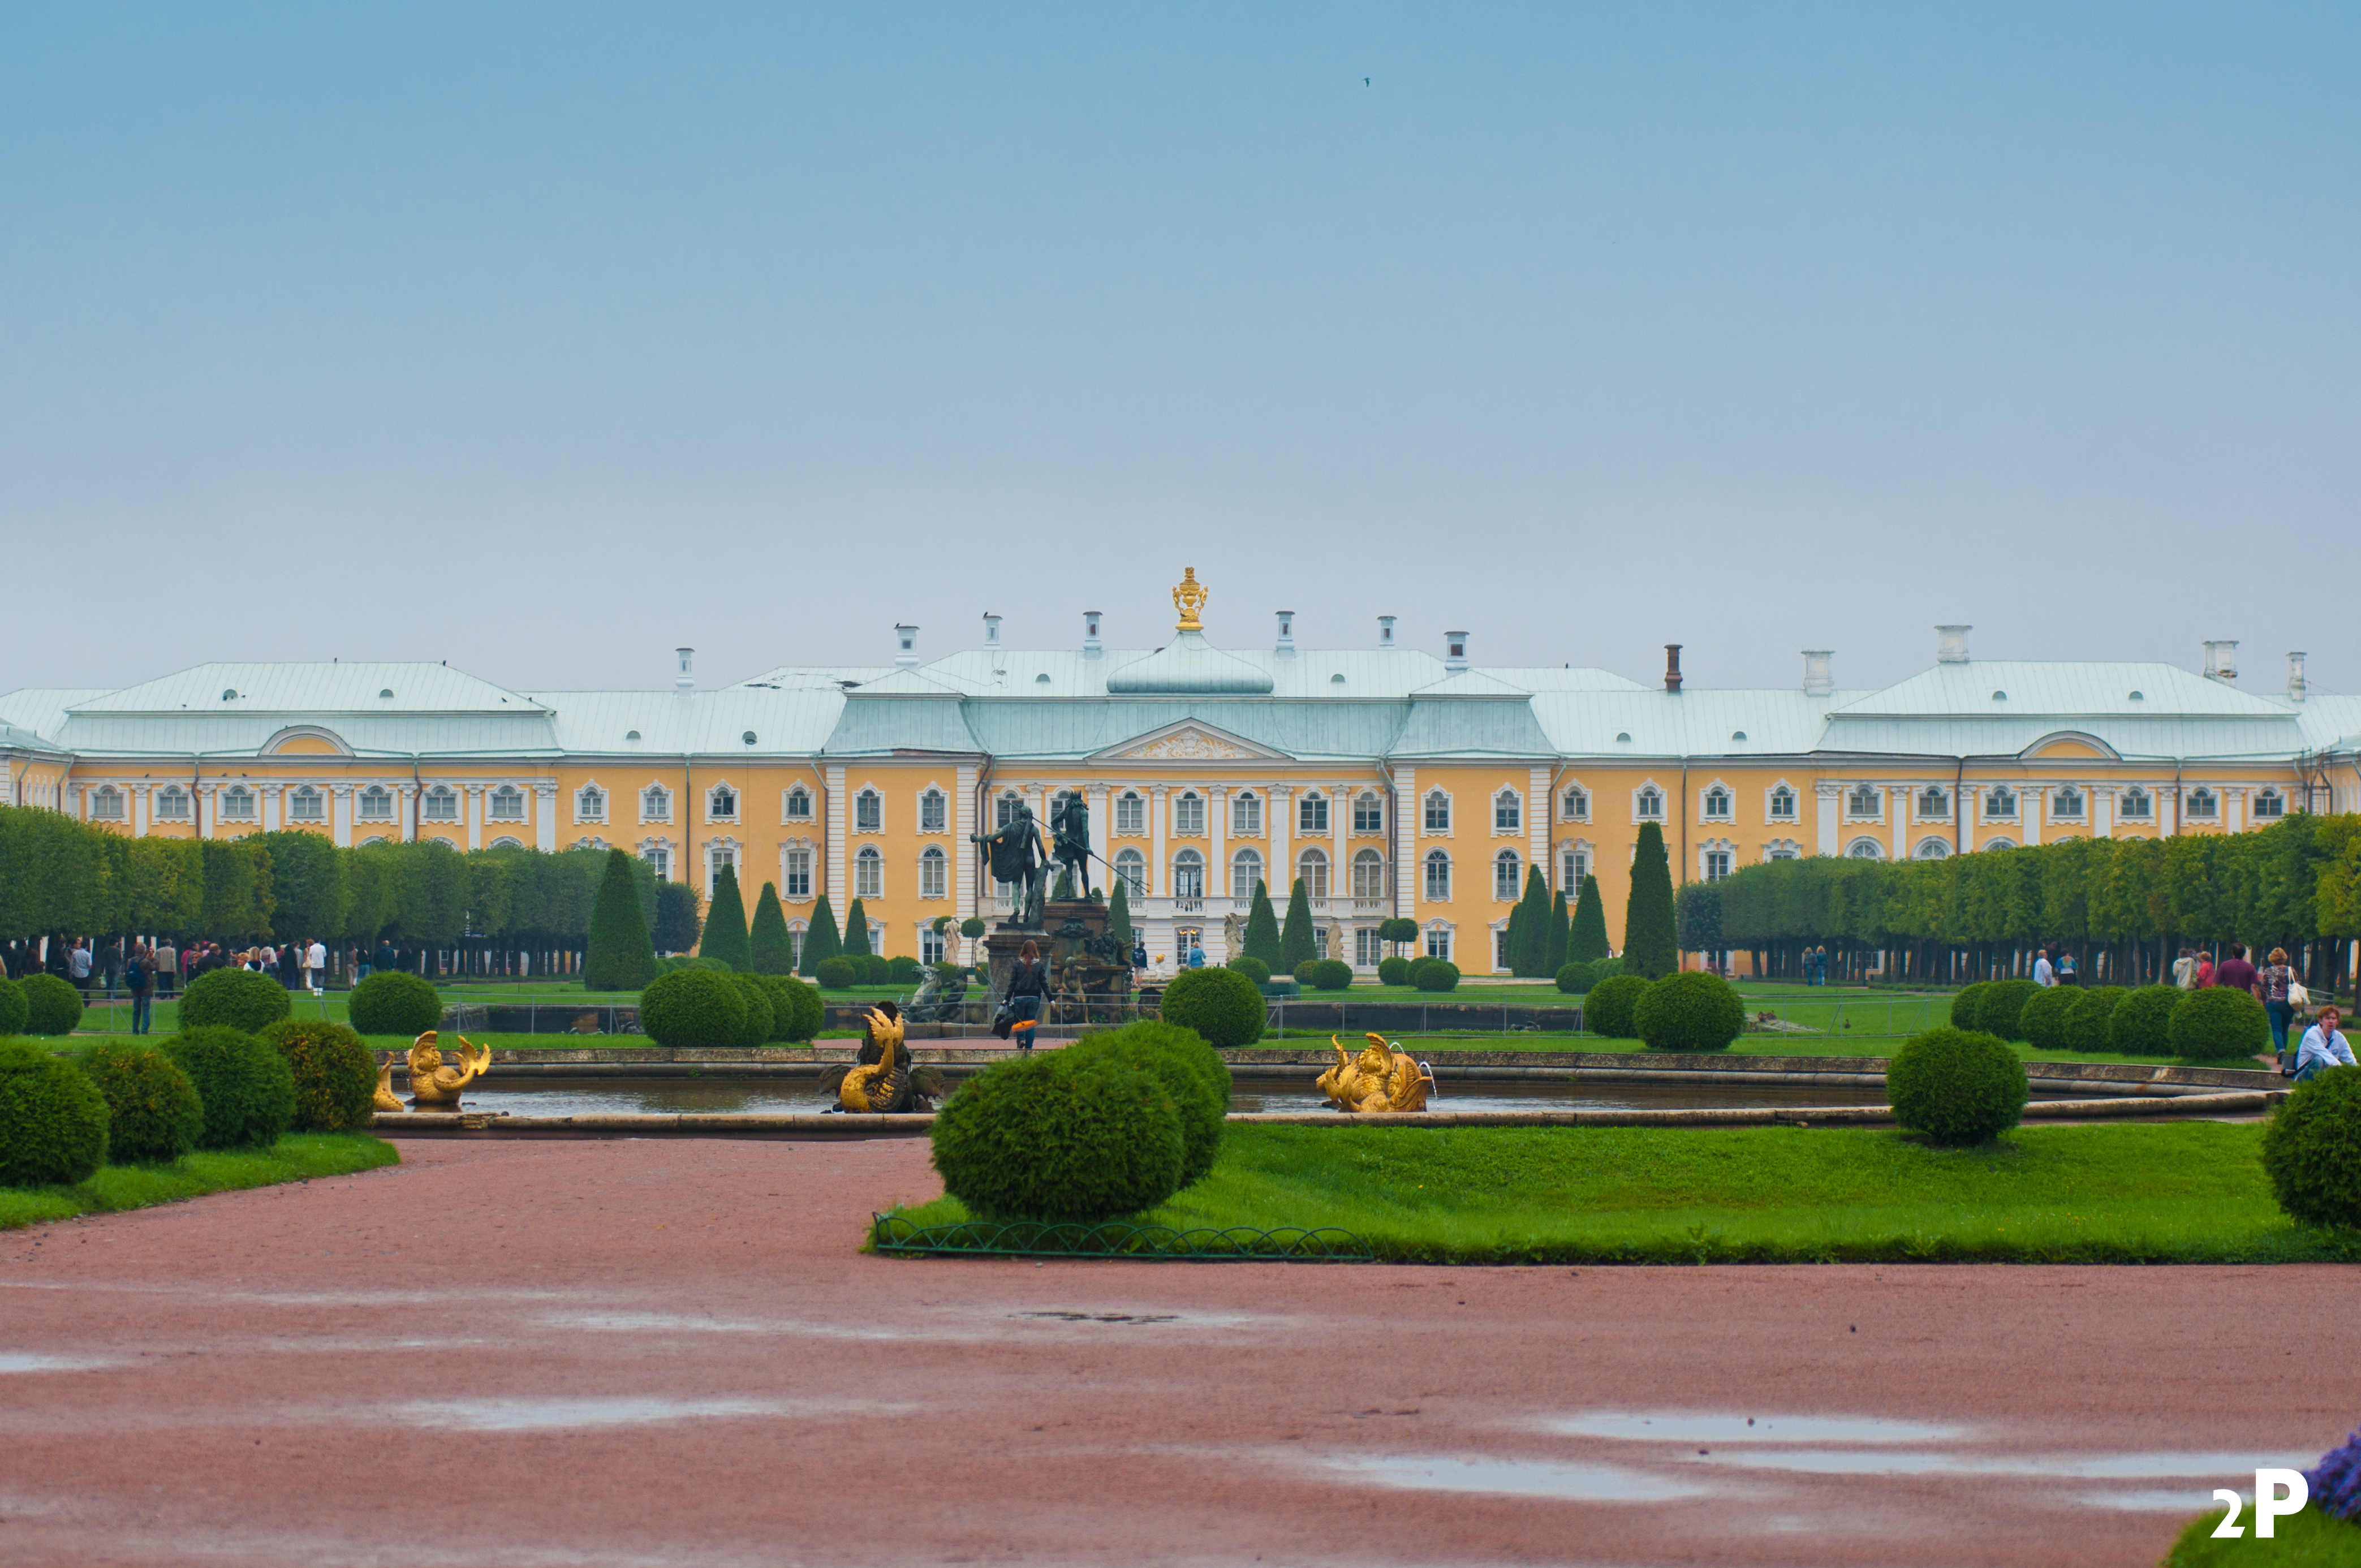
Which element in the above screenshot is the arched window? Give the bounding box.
[576,785,605,821]
[1423,850,1451,902]
[996,791,1023,829]
[1115,791,1145,835]
[2120,787,2153,820]
[1352,848,1385,900]
[489,786,524,821]
[784,846,812,899]
[1231,791,1261,836]
[1981,837,2017,852]
[1114,848,1147,897]
[1635,786,1664,821]
[154,785,190,821]
[1423,790,1451,832]
[1494,789,1520,832]
[1847,785,1880,817]
[853,788,880,832]
[1173,849,1205,900]
[1846,837,1884,860]
[1298,791,1328,833]
[783,786,812,820]
[489,835,524,850]
[1702,786,1731,819]
[1767,786,1796,820]
[221,785,256,821]
[639,784,669,822]
[91,786,124,820]
[919,788,947,833]
[288,785,324,821]
[919,844,947,897]
[1353,791,1384,833]
[1914,837,1951,860]
[2050,786,2084,820]
[1298,846,1329,898]
[1918,786,1949,817]
[1493,849,1521,901]
[1560,787,1588,821]
[1174,792,1205,835]
[2254,787,2286,820]
[2186,787,2218,820]
[1984,786,2017,819]
[1764,843,1801,861]
[855,845,883,899]
[1230,847,1264,895]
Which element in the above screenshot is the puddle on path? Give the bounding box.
[1700,1449,2308,1479]
[0,1354,112,1373]
[382,1395,915,1432]
[1311,1453,1714,1503]
[1545,1411,1968,1446]
[2074,1488,2244,1513]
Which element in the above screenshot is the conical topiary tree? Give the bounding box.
[1511,865,1552,976]
[1108,876,1134,942]
[1280,877,1317,971]
[701,863,751,971]
[1545,887,1569,975]
[748,881,794,975]
[1624,821,1677,980]
[799,895,843,977]
[1571,874,1610,963]
[842,898,871,959]
[1502,901,1525,977]
[1243,878,1283,968]
[583,848,656,991]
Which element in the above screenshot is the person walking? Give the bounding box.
[68,939,93,995]
[304,937,326,993]
[2194,949,2216,988]
[154,938,178,1000]
[2172,947,2197,989]
[2056,949,2079,987]
[997,938,1050,1049]
[2032,948,2056,988]
[2217,943,2259,1000]
[2261,947,2300,1066]
[125,943,154,1036]
[2291,1006,2355,1082]
[101,938,123,1001]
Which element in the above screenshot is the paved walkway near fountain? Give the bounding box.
[2,1140,2353,1567]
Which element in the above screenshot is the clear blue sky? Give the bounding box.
[5,4,2355,696]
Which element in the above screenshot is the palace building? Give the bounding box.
[5,577,2356,973]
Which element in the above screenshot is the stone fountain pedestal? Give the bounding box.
[981,898,1135,1028]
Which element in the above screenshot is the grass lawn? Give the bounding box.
[1299,1031,2244,1071]
[888,1121,2361,1265]
[2162,1504,2361,1565]
[0,1133,399,1231]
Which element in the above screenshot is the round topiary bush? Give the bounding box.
[0,976,27,1037]
[929,1048,1185,1221]
[162,1027,296,1150]
[726,972,774,1048]
[757,973,822,1043]
[1226,955,1271,984]
[348,971,443,1037]
[1976,979,2041,1043]
[0,1038,110,1184]
[2016,985,2076,1053]
[178,967,292,1035]
[1291,959,1322,986]
[21,973,84,1036]
[1064,1020,1229,1186]
[813,957,857,990]
[2169,985,2270,1061]
[1410,958,1459,993]
[1886,1027,2029,1147]
[637,968,748,1050]
[688,955,734,972]
[77,1042,204,1162]
[1555,960,1595,996]
[1949,981,1993,1031]
[2064,985,2127,1055]
[1307,959,1353,991]
[1377,955,1410,986]
[2260,1066,2361,1229]
[885,955,919,984]
[1634,971,1746,1052]
[1159,966,1265,1049]
[2107,984,2181,1056]
[257,1019,378,1132]
[1583,973,1649,1039]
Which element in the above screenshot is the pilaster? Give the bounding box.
[1813,782,1840,857]
[535,782,559,851]
[2026,789,2044,847]
[955,764,977,915]
[2092,786,2113,841]
[1087,782,1109,892]
[465,785,485,851]
[826,765,847,902]
[261,783,283,833]
[1208,785,1228,900]
[1151,784,1170,898]
[1889,787,1906,861]
[1528,766,1549,886]
[1269,784,1291,899]
[331,783,355,848]
[131,784,150,839]
[1393,767,1417,918]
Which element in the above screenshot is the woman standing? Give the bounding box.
[1000,938,1050,1049]
[2261,947,2299,1066]
[126,943,154,1035]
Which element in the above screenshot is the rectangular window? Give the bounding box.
[646,847,670,881]
[489,790,524,821]
[1494,794,1520,832]
[1561,789,1588,821]
[1494,929,1511,970]
[1562,850,1588,889]
[920,791,947,833]
[1174,794,1205,835]
[154,790,190,821]
[855,792,881,833]
[1424,929,1451,961]
[1314,924,1330,959]
[785,848,812,899]
[1299,794,1328,833]
[920,850,947,898]
[1232,793,1261,835]
[787,929,803,967]
[1705,850,1731,882]
[855,851,882,899]
[921,928,946,965]
[1353,794,1384,833]
[289,790,323,821]
[423,791,458,821]
[1115,794,1145,835]
[1424,794,1450,832]
[1356,928,1383,967]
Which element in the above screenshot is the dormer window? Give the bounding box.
[920,787,947,833]
[1423,790,1451,832]
[1493,789,1520,832]
[489,785,525,821]
[1560,787,1588,821]
[853,787,880,833]
[289,785,324,821]
[640,785,671,823]
[1767,786,1796,821]
[783,785,812,820]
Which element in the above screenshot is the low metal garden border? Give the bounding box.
[870,1213,1373,1261]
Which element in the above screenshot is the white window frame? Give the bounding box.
[217,785,256,822]
[919,844,947,897]
[154,786,191,821]
[1765,781,1798,821]
[1296,846,1330,898]
[489,835,523,850]
[1981,787,2018,822]
[707,840,738,885]
[91,785,125,821]
[1493,788,1522,834]
[1423,789,1452,835]
[1914,836,1953,860]
[1114,848,1147,897]
[1351,848,1386,901]
[1115,791,1147,837]
[288,785,324,822]
[2185,787,2218,820]
[854,845,884,899]
[1298,791,1328,834]
[1559,783,1590,823]
[1174,791,1206,837]
[641,841,673,881]
[1231,791,1263,837]
[357,785,393,821]
[575,783,607,824]
[2253,787,2286,820]
[488,785,525,822]
[1915,785,1950,820]
[2119,787,2154,821]
[782,785,813,821]
[1559,842,1591,890]
[1492,848,1521,901]
[783,845,814,901]
[1845,836,1885,860]
[1172,848,1205,899]
[1352,791,1385,834]
[1423,849,1451,902]
[918,787,948,834]
[2050,786,2086,822]
[1632,781,1665,822]
[639,784,671,824]
[1845,784,1883,821]
[1762,838,1802,861]
[1423,924,1453,962]
[1699,781,1734,822]
[1230,847,1264,896]
[995,791,1024,830]
[1703,847,1733,882]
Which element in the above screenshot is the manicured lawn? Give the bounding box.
[2162,1503,2361,1564]
[0,1133,400,1231]
[1337,1032,2246,1071]
[889,1121,2360,1264]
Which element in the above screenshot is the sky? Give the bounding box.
[4,3,2355,699]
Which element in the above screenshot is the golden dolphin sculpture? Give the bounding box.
[1318,1033,1434,1114]
[396,1031,491,1110]
[821,1003,941,1114]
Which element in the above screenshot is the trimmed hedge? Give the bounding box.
[1977,979,2041,1043]
[860,954,892,984]
[258,1019,378,1132]
[1886,1027,2028,1147]
[2107,985,2181,1057]
[2261,1066,2361,1229]
[756,973,822,1043]
[2064,985,2127,1055]
[929,1048,1185,1221]
[637,968,748,1050]
[21,973,84,1036]
[813,957,857,990]
[1063,1020,1229,1186]
[1295,959,1352,991]
[727,972,774,1049]
[1160,967,1265,1049]
[1410,958,1460,993]
[1583,973,1649,1039]
[1226,955,1271,984]
[1555,960,1594,995]
[179,967,294,1035]
[77,1042,204,1163]
[348,971,443,1037]
[2017,986,2076,1053]
[0,1038,110,1184]
[162,1027,296,1150]
[1949,981,1993,1031]
[1634,971,1744,1052]
[1377,955,1410,987]
[2169,985,2270,1061]
[0,976,25,1037]
[886,955,920,984]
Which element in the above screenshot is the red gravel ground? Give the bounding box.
[3,1139,2355,1567]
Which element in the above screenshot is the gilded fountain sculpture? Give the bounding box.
[373,1031,492,1113]
[822,1003,941,1114]
[1317,1033,1434,1114]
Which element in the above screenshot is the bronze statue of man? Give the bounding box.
[971,804,1051,929]
[1050,792,1093,901]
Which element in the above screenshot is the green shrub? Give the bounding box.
[1226,955,1270,984]
[178,967,294,1034]
[929,1048,1185,1221]
[1291,959,1322,986]
[636,968,748,1050]
[861,953,893,984]
[1589,956,1626,982]
[2107,985,2181,1056]
[1302,959,1353,991]
[886,955,920,984]
[1555,960,1594,995]
[747,880,795,976]
[1064,1020,1229,1186]
[256,1019,377,1132]
[1949,981,1992,1030]
[700,863,752,972]
[162,1027,296,1150]
[1377,955,1410,986]
[727,972,774,1048]
[757,973,821,1043]
[2169,985,2270,1061]
[583,847,657,990]
[1159,967,1265,1049]
[21,973,84,1036]
[0,1038,110,1184]
[686,954,734,972]
[2063,985,2127,1055]
[1634,971,1744,1052]
[75,1042,203,1164]
[1977,979,2041,1042]
[1584,973,1649,1039]
[1410,958,1460,993]
[2017,985,2076,1053]
[348,971,443,1037]
[813,956,857,990]
[1886,1027,2028,1147]
[2260,1066,2361,1229]
[0,976,25,1037]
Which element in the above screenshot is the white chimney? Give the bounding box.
[2288,651,2307,701]
[1083,611,1102,654]
[1275,610,1295,653]
[1444,631,1469,674]
[1802,650,1834,697]
[894,624,919,667]
[1935,624,1971,664]
[675,647,695,696]
[1377,615,1397,648]
[2202,640,2239,683]
[983,613,1002,648]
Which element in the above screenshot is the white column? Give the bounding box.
[1270,784,1291,900]
[331,783,354,848]
[397,784,417,842]
[465,785,485,850]
[1958,783,1976,854]
[1151,784,1170,897]
[955,764,977,915]
[826,765,847,902]
[2157,784,2177,837]
[1394,767,1417,919]
[1332,782,1348,904]
[1814,782,1840,856]
[1528,766,1549,887]
[1208,785,1227,900]
[199,784,218,841]
[1890,786,1906,860]
[261,783,283,832]
[2092,786,2113,840]
[2225,788,2246,833]
[1087,783,1109,893]
[2025,787,2044,847]
[535,783,558,851]
[132,784,150,839]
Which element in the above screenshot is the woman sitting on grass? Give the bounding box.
[2291,1006,2355,1082]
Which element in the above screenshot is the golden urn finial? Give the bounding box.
[1172,567,1209,632]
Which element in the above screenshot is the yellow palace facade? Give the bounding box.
[5,578,2357,973]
